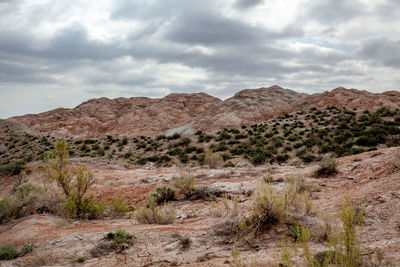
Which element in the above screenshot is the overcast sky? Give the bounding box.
[0,0,399,118]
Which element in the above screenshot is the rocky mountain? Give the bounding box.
[8,93,221,138]
[7,85,400,137]
[192,85,307,132]
[297,87,400,110]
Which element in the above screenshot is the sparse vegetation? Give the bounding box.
[1,106,399,167]
[90,229,135,257]
[135,196,176,224]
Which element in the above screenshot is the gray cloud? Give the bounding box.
[357,38,400,68]
[41,24,121,60]
[307,0,367,24]
[234,0,264,9]
[165,13,302,46]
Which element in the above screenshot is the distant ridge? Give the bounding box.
[8,86,400,137]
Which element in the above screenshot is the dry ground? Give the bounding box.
[0,147,399,266]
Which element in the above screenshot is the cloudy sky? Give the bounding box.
[0,0,399,118]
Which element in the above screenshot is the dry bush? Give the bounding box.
[315,154,338,177]
[214,196,245,236]
[0,183,51,223]
[204,149,223,169]
[215,179,316,238]
[262,172,274,183]
[249,183,287,233]
[135,196,176,224]
[232,247,259,267]
[170,173,195,199]
[310,213,334,242]
[194,185,222,201]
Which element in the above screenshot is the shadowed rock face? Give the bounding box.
[8,86,400,137]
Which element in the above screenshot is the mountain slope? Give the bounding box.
[298,87,400,110]
[8,93,221,137]
[192,85,307,131]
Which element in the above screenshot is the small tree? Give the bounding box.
[46,140,98,218]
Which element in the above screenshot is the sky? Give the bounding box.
[0,0,400,118]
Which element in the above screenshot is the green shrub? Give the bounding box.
[157,154,171,164]
[355,135,377,146]
[276,154,289,163]
[300,154,317,163]
[64,195,105,219]
[106,229,135,245]
[121,137,128,146]
[250,153,267,166]
[108,197,128,217]
[179,237,191,249]
[84,139,97,144]
[223,161,235,168]
[0,245,19,260]
[0,160,25,177]
[151,187,175,204]
[20,242,35,256]
[136,157,148,165]
[319,198,364,266]
[124,151,133,159]
[350,145,366,155]
[91,229,135,257]
[194,186,221,201]
[178,152,188,163]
